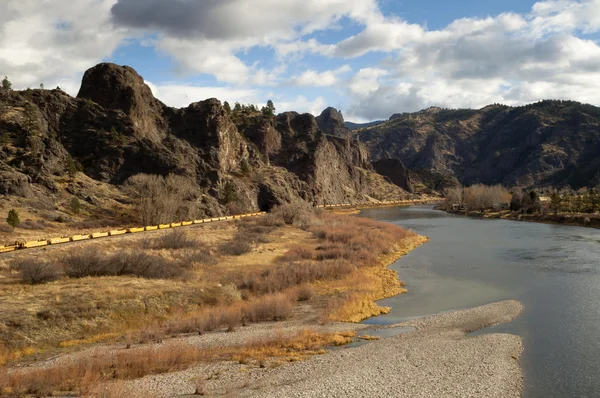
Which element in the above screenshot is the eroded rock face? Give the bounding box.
[372,159,412,192]
[316,107,351,138]
[0,63,411,217]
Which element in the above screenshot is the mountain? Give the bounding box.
[0,63,412,223]
[345,120,385,131]
[356,102,600,190]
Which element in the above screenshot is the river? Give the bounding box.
[360,205,600,398]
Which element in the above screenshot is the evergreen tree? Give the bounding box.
[1,76,11,91]
[550,191,561,215]
[223,101,231,113]
[510,192,522,212]
[70,197,81,215]
[6,209,19,229]
[233,102,242,112]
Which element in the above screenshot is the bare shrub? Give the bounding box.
[11,258,60,284]
[281,244,314,261]
[271,202,316,226]
[259,213,285,227]
[62,248,107,278]
[108,250,183,279]
[296,284,314,301]
[143,230,196,250]
[463,184,511,211]
[63,248,183,279]
[240,260,355,295]
[19,219,47,230]
[178,248,217,267]
[124,173,197,225]
[0,224,13,233]
[219,238,252,256]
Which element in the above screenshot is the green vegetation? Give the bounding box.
[1,76,11,91]
[6,209,20,229]
[69,197,82,215]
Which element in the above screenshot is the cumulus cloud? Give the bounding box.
[0,0,125,94]
[145,81,260,108]
[288,65,351,87]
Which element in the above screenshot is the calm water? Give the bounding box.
[360,205,600,398]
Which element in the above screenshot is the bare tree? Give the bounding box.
[445,185,464,207]
[124,174,197,225]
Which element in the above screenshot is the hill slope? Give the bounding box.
[0,63,412,224]
[357,102,600,189]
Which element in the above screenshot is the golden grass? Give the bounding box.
[0,329,356,397]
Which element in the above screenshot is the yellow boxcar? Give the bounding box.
[193,219,205,224]
[0,245,17,253]
[145,226,158,231]
[71,234,91,241]
[159,224,171,229]
[49,237,71,245]
[109,229,127,236]
[170,222,182,228]
[181,221,193,226]
[91,232,109,239]
[128,227,145,233]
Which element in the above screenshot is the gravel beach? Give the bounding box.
[114,300,523,397]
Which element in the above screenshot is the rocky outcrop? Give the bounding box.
[358,101,600,189]
[0,63,412,219]
[316,107,351,138]
[372,159,412,192]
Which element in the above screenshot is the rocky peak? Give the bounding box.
[316,107,351,138]
[77,63,167,141]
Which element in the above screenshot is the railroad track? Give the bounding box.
[0,198,439,254]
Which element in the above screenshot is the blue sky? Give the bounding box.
[2,0,600,122]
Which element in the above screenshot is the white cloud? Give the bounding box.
[278,96,328,116]
[0,0,125,94]
[288,65,351,87]
[145,81,260,108]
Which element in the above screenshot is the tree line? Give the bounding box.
[224,100,276,117]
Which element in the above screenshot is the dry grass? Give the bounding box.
[0,329,356,397]
[0,205,427,396]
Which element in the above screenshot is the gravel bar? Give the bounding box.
[119,300,523,397]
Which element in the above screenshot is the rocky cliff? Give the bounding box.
[0,63,411,223]
[357,102,600,190]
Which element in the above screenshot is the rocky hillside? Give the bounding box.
[0,63,411,224]
[356,102,600,190]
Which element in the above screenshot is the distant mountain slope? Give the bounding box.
[357,101,600,189]
[345,120,385,131]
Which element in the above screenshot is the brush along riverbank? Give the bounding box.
[0,203,428,396]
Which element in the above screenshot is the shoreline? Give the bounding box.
[441,207,600,229]
[117,300,524,397]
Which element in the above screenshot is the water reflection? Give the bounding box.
[359,205,600,398]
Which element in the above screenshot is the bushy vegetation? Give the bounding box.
[10,258,60,284]
[6,209,19,229]
[62,248,184,279]
[445,184,511,211]
[124,173,197,225]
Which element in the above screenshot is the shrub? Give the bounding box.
[219,239,252,256]
[63,248,183,279]
[11,258,60,284]
[19,219,47,230]
[178,248,217,267]
[143,230,196,250]
[281,244,314,262]
[296,284,314,301]
[6,209,19,229]
[271,202,315,225]
[62,248,107,278]
[0,224,14,233]
[69,197,81,215]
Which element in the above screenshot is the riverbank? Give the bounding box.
[0,205,429,395]
[104,300,524,397]
[441,207,600,229]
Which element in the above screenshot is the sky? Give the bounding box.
[2,1,600,122]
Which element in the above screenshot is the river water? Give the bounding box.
[360,205,600,398]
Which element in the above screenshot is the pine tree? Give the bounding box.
[550,191,561,215]
[6,209,19,229]
[1,76,11,91]
[223,101,231,113]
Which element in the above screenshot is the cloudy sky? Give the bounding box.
[2,0,600,121]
